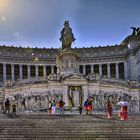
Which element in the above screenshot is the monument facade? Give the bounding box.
[0,21,140,112]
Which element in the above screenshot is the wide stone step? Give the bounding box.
[0,134,140,140]
[0,113,139,140]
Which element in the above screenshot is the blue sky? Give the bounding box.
[0,0,140,48]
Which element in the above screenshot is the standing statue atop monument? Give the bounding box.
[60,20,76,49]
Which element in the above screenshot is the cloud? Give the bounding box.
[0,16,7,22]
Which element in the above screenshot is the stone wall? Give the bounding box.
[88,83,140,113]
[0,80,139,113]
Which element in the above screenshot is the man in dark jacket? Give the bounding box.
[4,98,10,114]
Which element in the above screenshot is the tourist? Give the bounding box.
[21,98,26,111]
[51,100,56,114]
[118,106,128,121]
[106,101,113,119]
[12,102,16,116]
[4,98,10,114]
[59,100,65,114]
[88,99,93,115]
[78,104,83,115]
[84,99,89,115]
[48,101,52,114]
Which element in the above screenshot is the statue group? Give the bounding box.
[130,27,140,36]
[60,20,76,49]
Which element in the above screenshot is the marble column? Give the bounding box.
[107,63,111,78]
[3,63,6,81]
[74,87,79,106]
[11,64,15,81]
[99,64,102,76]
[115,63,119,79]
[83,65,86,75]
[35,65,38,78]
[91,64,94,74]
[124,61,128,80]
[43,65,46,78]
[51,65,54,74]
[83,85,88,105]
[63,85,69,107]
[27,65,31,79]
[19,64,23,80]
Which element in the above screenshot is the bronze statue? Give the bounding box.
[60,21,76,49]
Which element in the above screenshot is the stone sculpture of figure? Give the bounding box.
[130,27,140,36]
[137,27,140,36]
[130,27,137,35]
[60,20,76,49]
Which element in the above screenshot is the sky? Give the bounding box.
[0,0,140,48]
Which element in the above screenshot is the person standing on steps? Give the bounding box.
[48,101,52,115]
[59,99,65,115]
[4,98,10,114]
[21,98,26,111]
[78,104,83,115]
[84,99,89,115]
[12,102,16,116]
[118,106,128,121]
[88,99,93,115]
[51,100,56,114]
[106,101,113,119]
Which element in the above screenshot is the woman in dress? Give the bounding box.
[106,101,113,119]
[119,106,128,121]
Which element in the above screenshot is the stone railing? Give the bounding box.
[0,78,48,88]
[85,73,101,81]
[85,73,140,87]
[3,80,16,87]
[16,77,47,85]
[47,73,61,81]
[127,80,140,87]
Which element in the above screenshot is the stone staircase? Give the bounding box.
[0,113,140,140]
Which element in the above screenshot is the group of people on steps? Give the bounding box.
[2,98,128,120]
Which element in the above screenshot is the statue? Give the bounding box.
[130,27,140,36]
[137,28,140,36]
[60,20,76,49]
